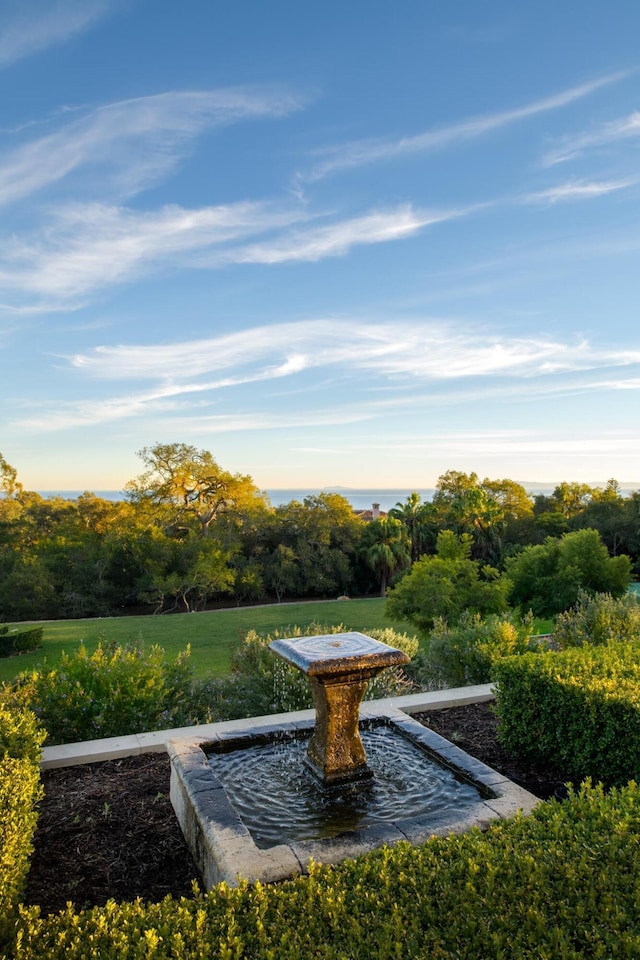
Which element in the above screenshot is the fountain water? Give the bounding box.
[169,632,538,889]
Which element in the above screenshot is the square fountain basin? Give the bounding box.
[169,706,539,889]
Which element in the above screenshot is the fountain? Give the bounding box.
[269,631,410,783]
[169,632,538,889]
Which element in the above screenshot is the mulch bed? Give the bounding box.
[24,702,574,916]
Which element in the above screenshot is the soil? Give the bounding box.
[24,702,574,916]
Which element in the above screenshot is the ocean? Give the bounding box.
[35,484,640,512]
[36,488,437,512]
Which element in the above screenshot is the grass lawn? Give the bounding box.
[0,598,413,682]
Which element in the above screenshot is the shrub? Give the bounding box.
[385,532,510,634]
[7,640,203,745]
[0,627,43,659]
[493,641,640,785]
[409,610,538,689]
[506,528,632,617]
[554,589,640,648]
[9,782,640,959]
[0,702,44,949]
[202,623,419,721]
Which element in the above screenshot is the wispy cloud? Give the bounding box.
[300,72,629,182]
[0,0,111,67]
[0,200,309,306]
[524,177,637,204]
[0,201,473,310]
[0,87,306,207]
[220,204,475,264]
[66,319,640,384]
[14,319,640,432]
[543,110,640,166]
[333,429,640,459]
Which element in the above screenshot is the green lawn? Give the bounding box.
[0,598,411,683]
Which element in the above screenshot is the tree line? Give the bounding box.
[0,445,638,623]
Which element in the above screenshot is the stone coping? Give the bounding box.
[40,683,494,769]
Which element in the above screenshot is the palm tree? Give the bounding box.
[388,491,434,562]
[359,517,411,596]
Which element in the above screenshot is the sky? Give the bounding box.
[1,0,640,493]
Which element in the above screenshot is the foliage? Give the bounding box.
[493,641,640,785]
[554,590,640,648]
[0,702,44,948]
[505,528,632,617]
[261,494,364,601]
[6,783,640,958]
[202,623,419,721]
[6,640,204,745]
[125,442,267,538]
[430,471,533,565]
[385,530,510,634]
[0,627,42,659]
[409,610,538,689]
[388,491,436,561]
[358,516,411,595]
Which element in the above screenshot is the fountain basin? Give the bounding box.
[169,705,539,889]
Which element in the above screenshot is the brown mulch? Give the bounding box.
[24,753,200,915]
[24,702,574,916]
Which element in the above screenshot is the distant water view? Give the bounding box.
[36,484,640,512]
[37,489,438,511]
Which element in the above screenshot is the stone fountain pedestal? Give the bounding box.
[269,632,409,783]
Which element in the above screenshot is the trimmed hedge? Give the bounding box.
[0,627,43,658]
[493,642,640,785]
[0,703,44,948]
[7,782,640,959]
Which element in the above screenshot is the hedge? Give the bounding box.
[6,782,640,959]
[0,702,44,948]
[0,627,43,659]
[493,641,640,785]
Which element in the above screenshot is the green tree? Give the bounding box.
[359,517,411,596]
[385,530,510,633]
[431,471,528,564]
[0,453,22,498]
[125,443,267,537]
[506,528,632,617]
[388,492,435,562]
[262,494,363,599]
[549,481,594,519]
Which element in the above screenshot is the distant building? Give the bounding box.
[354,502,387,522]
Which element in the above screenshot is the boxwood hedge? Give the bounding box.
[493,641,640,785]
[6,782,640,960]
[0,702,44,948]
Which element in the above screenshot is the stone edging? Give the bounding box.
[40,683,495,769]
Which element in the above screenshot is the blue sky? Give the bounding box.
[1,0,640,492]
